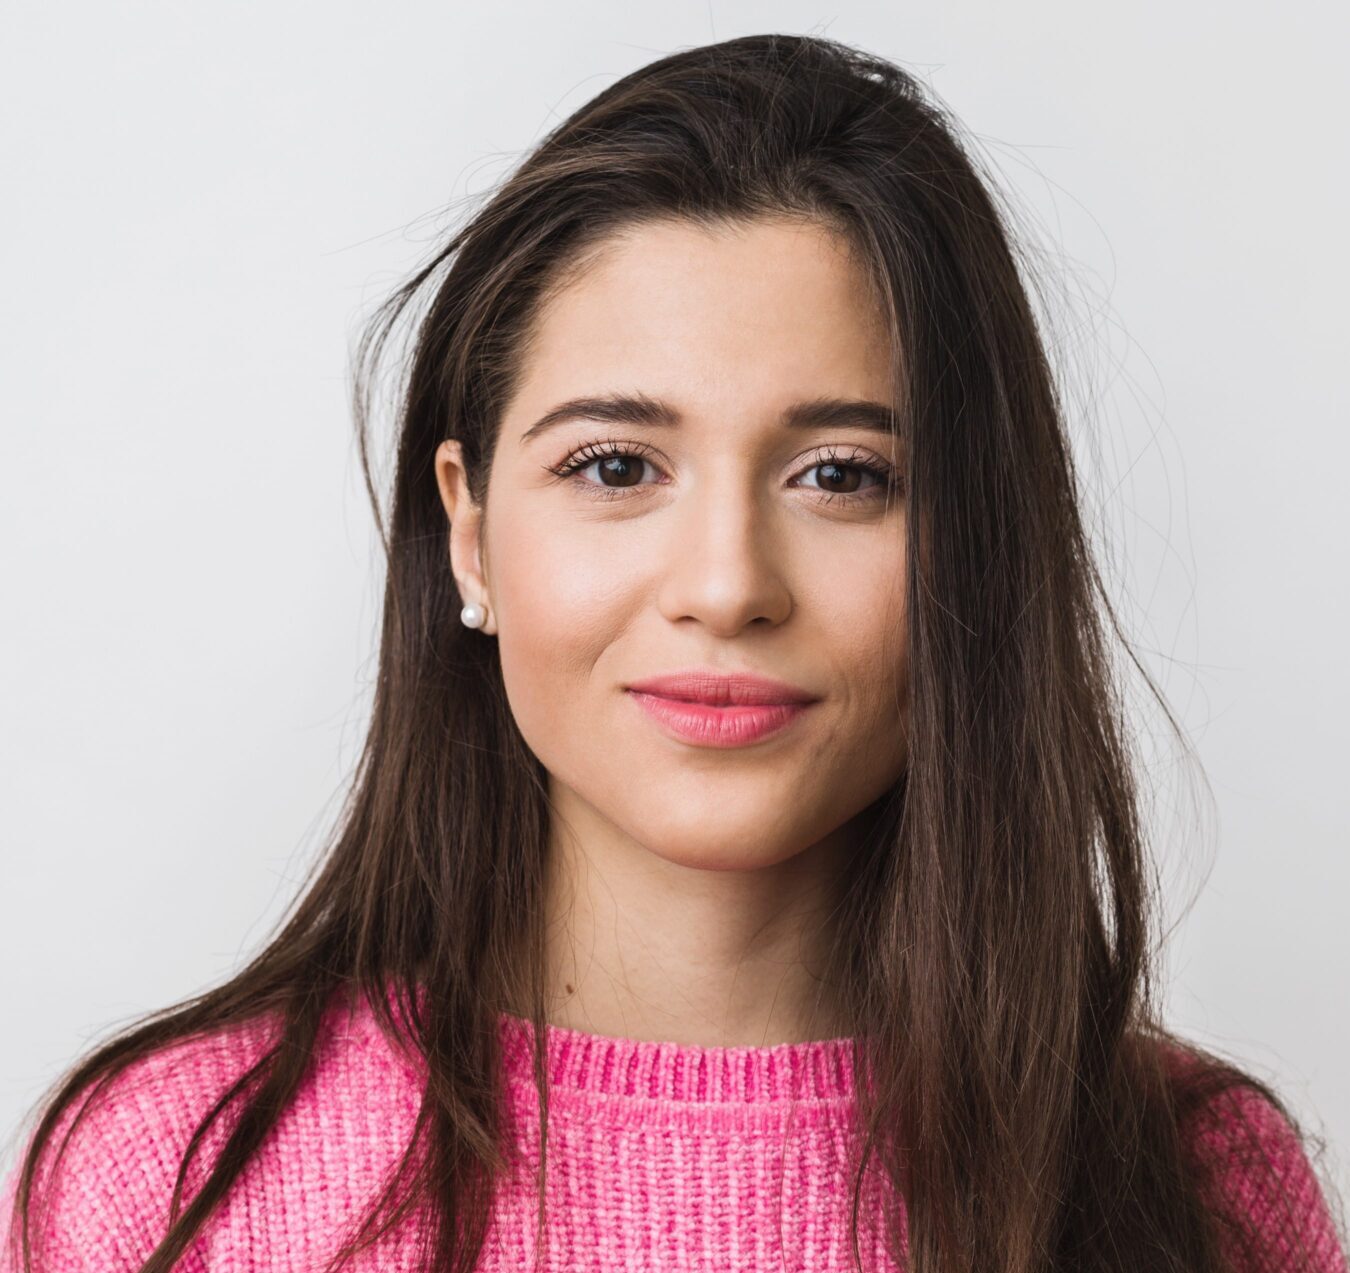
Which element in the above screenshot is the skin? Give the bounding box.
[435,214,909,1047]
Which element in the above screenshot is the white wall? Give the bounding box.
[2,0,1345,1206]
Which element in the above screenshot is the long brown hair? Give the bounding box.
[7,32,1345,1273]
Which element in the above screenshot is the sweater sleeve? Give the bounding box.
[1187,1083,1349,1273]
[0,1073,212,1273]
[1,1012,285,1272]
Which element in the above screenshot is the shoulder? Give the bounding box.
[1166,1048,1348,1273]
[1,1012,282,1271]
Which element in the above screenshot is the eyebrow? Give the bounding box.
[518,392,902,445]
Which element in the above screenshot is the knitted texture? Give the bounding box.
[1,987,1345,1271]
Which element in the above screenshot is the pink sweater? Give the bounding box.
[2,986,1345,1271]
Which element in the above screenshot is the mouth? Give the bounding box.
[623,669,820,748]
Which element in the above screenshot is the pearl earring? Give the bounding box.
[460,601,487,630]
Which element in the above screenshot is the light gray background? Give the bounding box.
[3,0,1346,1206]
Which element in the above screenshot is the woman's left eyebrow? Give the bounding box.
[519,393,900,444]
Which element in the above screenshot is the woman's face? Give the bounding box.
[437,215,909,871]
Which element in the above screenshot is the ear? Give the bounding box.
[434,440,498,637]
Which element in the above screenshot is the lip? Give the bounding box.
[624,669,820,706]
[624,669,820,749]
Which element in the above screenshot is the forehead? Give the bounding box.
[513,216,895,408]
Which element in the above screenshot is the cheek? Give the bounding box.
[488,514,634,768]
[842,557,908,707]
[805,554,910,785]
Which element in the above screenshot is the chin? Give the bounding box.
[630,822,807,872]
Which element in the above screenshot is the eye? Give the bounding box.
[794,449,898,502]
[547,439,663,500]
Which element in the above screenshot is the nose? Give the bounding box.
[654,469,794,636]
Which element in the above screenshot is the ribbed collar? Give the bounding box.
[495,1009,857,1104]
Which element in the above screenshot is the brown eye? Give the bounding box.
[549,440,663,499]
[795,454,893,501]
[592,455,647,488]
[812,462,864,495]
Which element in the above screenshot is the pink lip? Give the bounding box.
[625,670,819,706]
[624,669,820,748]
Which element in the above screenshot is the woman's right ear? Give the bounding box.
[434,440,495,635]
[435,440,470,526]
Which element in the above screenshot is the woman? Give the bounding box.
[3,32,1345,1273]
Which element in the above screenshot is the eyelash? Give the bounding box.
[545,438,902,507]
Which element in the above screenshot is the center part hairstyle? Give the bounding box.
[8,32,1343,1273]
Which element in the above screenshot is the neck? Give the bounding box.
[518,788,861,1048]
